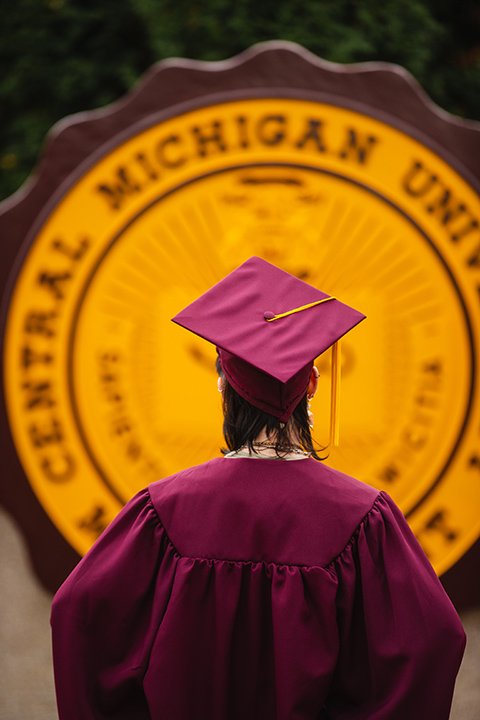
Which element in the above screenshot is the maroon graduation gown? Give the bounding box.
[51,456,466,719]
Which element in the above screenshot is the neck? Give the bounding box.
[227,440,309,460]
[241,431,306,459]
[254,425,302,447]
[254,428,271,443]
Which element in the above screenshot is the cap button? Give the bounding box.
[263,311,275,321]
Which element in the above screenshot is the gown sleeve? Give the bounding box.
[327,490,466,720]
[50,487,176,720]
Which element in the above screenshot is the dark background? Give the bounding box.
[1,0,480,202]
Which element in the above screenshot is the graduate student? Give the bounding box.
[51,256,466,719]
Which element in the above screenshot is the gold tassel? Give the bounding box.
[329,340,341,448]
[264,296,336,322]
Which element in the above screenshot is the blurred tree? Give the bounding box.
[1,0,479,201]
[0,0,153,200]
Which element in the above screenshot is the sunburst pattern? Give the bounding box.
[71,165,471,513]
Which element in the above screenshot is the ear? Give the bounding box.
[217,376,225,393]
[307,365,319,398]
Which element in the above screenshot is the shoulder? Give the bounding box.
[147,457,381,567]
[149,457,377,503]
[310,462,380,514]
[148,457,224,504]
[293,462,382,563]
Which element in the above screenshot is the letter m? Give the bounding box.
[96,167,141,211]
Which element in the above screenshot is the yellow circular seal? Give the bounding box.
[1,49,479,583]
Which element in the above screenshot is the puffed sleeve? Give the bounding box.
[327,491,466,720]
[50,487,177,720]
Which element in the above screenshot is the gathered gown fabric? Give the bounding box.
[51,456,466,719]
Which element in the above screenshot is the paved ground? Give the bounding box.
[0,507,478,719]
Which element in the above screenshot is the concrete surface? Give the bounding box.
[0,507,478,719]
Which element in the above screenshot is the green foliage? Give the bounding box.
[1,0,479,201]
[0,0,153,200]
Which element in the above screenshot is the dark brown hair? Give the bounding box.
[216,357,326,460]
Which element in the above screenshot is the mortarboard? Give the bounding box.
[172,257,365,447]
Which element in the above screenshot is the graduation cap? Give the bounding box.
[172,256,365,447]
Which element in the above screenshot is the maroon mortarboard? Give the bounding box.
[172,257,366,445]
